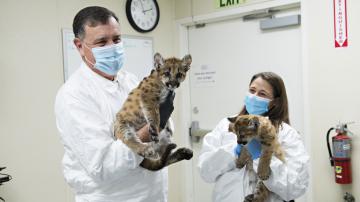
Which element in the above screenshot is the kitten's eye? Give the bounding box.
[164,72,171,77]
[176,73,183,79]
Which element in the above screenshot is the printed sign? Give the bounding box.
[215,0,245,9]
[192,65,216,87]
[333,0,348,48]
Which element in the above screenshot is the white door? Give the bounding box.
[187,9,305,202]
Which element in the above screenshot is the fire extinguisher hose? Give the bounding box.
[326,127,335,166]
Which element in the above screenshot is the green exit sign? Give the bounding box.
[215,0,246,8]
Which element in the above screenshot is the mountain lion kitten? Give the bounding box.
[228,114,285,202]
[114,53,193,171]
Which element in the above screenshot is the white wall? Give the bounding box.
[0,0,179,201]
[302,0,360,201]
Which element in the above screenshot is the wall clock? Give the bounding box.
[126,0,160,33]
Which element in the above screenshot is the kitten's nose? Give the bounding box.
[167,81,179,88]
[237,140,248,145]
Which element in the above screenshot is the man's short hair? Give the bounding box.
[73,6,119,39]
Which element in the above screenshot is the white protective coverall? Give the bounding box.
[55,63,168,202]
[198,117,309,202]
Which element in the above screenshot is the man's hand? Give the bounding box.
[137,124,151,142]
[159,91,175,129]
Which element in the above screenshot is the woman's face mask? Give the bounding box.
[85,42,125,76]
[244,92,271,115]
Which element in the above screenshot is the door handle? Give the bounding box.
[189,121,211,143]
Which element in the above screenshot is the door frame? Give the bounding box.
[174,0,312,201]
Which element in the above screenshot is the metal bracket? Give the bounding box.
[189,121,211,143]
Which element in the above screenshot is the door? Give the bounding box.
[187,9,305,202]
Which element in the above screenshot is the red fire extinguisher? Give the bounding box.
[326,123,353,184]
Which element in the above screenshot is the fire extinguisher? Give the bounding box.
[326,123,353,184]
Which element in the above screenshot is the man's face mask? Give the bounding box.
[85,42,125,76]
[244,92,271,115]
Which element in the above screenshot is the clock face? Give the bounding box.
[126,0,160,33]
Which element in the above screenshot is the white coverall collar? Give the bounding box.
[81,62,122,91]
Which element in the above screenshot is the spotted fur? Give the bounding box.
[228,114,285,202]
[114,53,193,170]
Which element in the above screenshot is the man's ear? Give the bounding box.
[73,38,85,57]
[154,52,164,70]
[181,54,192,72]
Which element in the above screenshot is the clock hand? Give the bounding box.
[139,0,145,14]
[143,7,153,13]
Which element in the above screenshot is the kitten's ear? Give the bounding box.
[228,123,235,132]
[154,52,164,70]
[228,117,237,132]
[181,54,192,72]
[227,116,237,123]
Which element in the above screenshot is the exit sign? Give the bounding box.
[216,0,246,8]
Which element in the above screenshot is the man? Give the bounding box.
[55,6,173,202]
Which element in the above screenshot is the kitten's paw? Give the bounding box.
[162,143,177,156]
[236,158,247,169]
[178,148,193,160]
[143,147,159,159]
[236,147,251,169]
[244,194,254,202]
[167,143,177,150]
[257,166,271,180]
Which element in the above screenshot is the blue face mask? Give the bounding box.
[244,92,271,115]
[85,42,125,76]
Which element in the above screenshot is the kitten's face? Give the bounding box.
[228,115,260,144]
[154,53,192,90]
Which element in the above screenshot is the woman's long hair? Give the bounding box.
[239,72,289,129]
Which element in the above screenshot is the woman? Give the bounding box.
[198,72,309,202]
